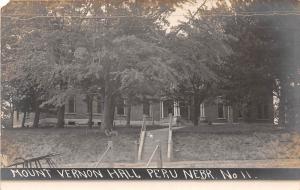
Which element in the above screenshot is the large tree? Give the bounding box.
[212,0,300,126]
[66,1,180,130]
[1,1,51,128]
[166,7,232,126]
[1,0,204,130]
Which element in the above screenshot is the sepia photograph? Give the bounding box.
[0,0,300,180]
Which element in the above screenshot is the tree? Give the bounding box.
[1,1,71,128]
[66,1,180,130]
[38,2,96,128]
[1,1,47,127]
[1,0,193,130]
[1,82,15,127]
[82,34,176,130]
[10,30,49,128]
[2,1,51,128]
[213,0,300,126]
[166,8,232,126]
[73,48,104,128]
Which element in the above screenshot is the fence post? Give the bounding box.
[157,141,163,168]
[133,140,139,162]
[141,115,146,131]
[137,131,146,161]
[168,113,173,131]
[108,140,114,168]
[138,115,147,161]
[167,114,173,161]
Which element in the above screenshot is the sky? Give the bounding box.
[168,0,217,27]
[0,0,213,26]
[168,1,200,26]
[0,0,10,8]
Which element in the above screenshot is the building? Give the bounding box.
[13,92,274,128]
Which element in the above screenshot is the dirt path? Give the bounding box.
[141,128,169,162]
[140,126,184,162]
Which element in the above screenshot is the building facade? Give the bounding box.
[13,93,274,128]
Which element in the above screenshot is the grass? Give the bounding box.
[173,126,300,161]
[1,124,299,167]
[1,127,141,166]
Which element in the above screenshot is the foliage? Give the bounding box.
[212,0,300,125]
[165,8,233,125]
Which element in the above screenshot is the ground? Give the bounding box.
[1,124,300,167]
[173,126,300,161]
[0,125,163,167]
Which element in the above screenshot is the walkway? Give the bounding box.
[139,126,184,162]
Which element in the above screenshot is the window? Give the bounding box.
[238,109,243,118]
[200,103,205,117]
[217,103,225,118]
[116,100,125,115]
[143,102,150,116]
[96,97,104,114]
[68,96,76,113]
[257,103,269,119]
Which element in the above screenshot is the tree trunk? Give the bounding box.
[87,95,94,128]
[103,62,115,130]
[103,95,114,130]
[110,100,115,128]
[192,95,200,127]
[10,103,14,128]
[56,105,65,128]
[126,103,131,127]
[32,106,40,128]
[21,111,26,128]
[103,73,114,130]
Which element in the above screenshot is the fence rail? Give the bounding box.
[146,141,162,168]
[95,141,113,167]
[7,153,60,168]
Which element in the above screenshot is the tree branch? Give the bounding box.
[170,0,208,37]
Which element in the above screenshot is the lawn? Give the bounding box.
[1,125,300,167]
[1,127,141,167]
[173,126,300,161]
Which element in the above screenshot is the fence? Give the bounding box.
[167,114,173,161]
[95,141,114,167]
[146,141,163,168]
